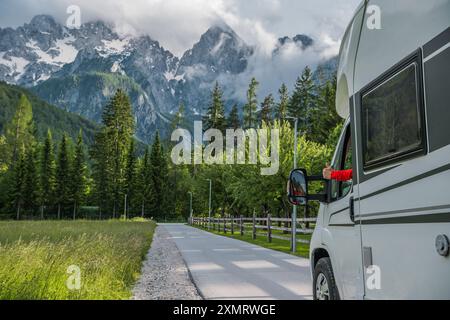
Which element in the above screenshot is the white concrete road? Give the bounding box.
[162,224,313,300]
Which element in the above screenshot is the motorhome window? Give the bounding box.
[362,63,423,169]
[340,134,352,198]
[331,135,344,200]
[331,124,352,201]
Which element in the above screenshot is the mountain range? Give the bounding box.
[0,15,337,142]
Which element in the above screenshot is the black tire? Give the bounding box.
[313,257,340,300]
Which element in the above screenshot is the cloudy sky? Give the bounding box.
[0,0,361,99]
[0,0,360,56]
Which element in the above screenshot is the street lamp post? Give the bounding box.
[286,116,299,253]
[188,192,193,224]
[206,179,212,230]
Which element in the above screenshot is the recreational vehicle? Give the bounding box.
[288,0,450,299]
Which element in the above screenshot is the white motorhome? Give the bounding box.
[288,0,450,299]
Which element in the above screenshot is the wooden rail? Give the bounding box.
[190,214,316,247]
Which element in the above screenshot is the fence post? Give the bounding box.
[231,216,234,235]
[240,215,244,236]
[267,214,272,243]
[252,213,256,240]
[224,216,227,234]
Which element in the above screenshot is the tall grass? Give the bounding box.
[0,219,156,300]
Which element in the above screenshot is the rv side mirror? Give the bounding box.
[287,169,329,205]
[287,169,308,206]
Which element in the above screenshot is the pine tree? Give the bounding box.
[309,76,341,144]
[101,89,135,218]
[70,131,87,219]
[260,94,274,124]
[90,131,111,219]
[204,82,226,131]
[40,129,56,218]
[227,104,240,129]
[0,135,8,174]
[11,146,26,220]
[149,132,169,220]
[4,94,35,167]
[288,66,316,133]
[123,139,136,217]
[136,147,152,218]
[275,83,289,121]
[243,77,259,128]
[23,146,40,214]
[55,133,71,219]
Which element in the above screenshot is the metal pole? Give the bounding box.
[207,179,212,230]
[188,192,193,224]
[292,118,298,253]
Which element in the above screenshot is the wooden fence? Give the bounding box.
[190,214,316,246]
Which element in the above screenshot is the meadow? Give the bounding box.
[0,219,156,300]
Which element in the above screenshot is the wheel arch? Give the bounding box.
[312,247,330,269]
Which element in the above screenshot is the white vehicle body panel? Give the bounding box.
[310,0,450,299]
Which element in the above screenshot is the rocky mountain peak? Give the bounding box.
[0,14,337,143]
[293,34,314,49]
[28,14,59,32]
[274,34,314,54]
[178,22,253,78]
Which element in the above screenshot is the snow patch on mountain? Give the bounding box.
[0,53,29,80]
[164,70,184,82]
[96,38,130,58]
[53,37,79,64]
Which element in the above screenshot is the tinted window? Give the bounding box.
[362,63,423,169]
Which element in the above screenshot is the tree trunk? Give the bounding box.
[112,201,116,219]
[73,202,77,220]
[57,204,61,220]
[40,205,44,220]
[141,201,145,218]
[16,202,21,220]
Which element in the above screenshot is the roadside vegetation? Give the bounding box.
[0,219,156,300]
[0,65,341,224]
[0,88,174,221]
[174,67,342,224]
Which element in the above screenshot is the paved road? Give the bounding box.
[162,224,313,300]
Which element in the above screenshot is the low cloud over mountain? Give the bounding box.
[0,14,340,141]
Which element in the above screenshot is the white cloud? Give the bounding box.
[0,0,361,99]
[0,0,360,56]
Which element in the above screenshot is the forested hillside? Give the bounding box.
[0,64,343,222]
[0,81,98,145]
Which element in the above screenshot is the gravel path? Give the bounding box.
[132,224,202,300]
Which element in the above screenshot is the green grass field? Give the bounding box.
[0,219,156,300]
[194,224,311,258]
